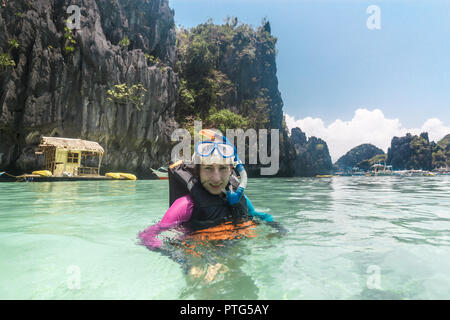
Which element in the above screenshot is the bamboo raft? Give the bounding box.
[0,137,137,182]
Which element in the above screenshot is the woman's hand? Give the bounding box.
[189,263,229,283]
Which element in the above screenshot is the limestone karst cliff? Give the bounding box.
[0,1,300,177]
[1,0,178,177]
[387,132,449,170]
[290,127,332,177]
[174,19,296,177]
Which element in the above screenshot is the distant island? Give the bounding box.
[334,144,385,172]
[328,132,450,175]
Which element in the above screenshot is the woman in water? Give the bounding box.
[139,130,286,282]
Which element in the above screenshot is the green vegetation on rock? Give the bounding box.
[174,17,279,132]
[172,16,297,176]
[0,52,15,69]
[64,26,76,44]
[205,107,249,134]
[145,54,160,65]
[387,133,433,170]
[119,36,130,48]
[64,46,75,54]
[437,134,450,149]
[63,26,77,55]
[433,134,450,168]
[107,83,148,111]
[8,38,19,49]
[357,154,388,171]
[0,38,19,70]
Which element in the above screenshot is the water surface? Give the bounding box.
[0,176,449,299]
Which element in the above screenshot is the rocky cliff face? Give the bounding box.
[290,127,332,176]
[387,132,433,170]
[0,0,178,177]
[174,19,296,177]
[391,132,450,170]
[1,2,302,178]
[432,134,450,169]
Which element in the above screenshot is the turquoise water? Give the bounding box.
[0,176,449,299]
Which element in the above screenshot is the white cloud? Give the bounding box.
[284,108,450,163]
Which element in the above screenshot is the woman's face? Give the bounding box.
[199,164,232,195]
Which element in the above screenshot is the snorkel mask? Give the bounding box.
[194,129,248,205]
[194,141,235,164]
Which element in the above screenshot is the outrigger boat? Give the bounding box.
[370,163,394,176]
[0,137,137,182]
[151,167,168,180]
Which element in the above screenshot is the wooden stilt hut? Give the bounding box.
[35,137,104,177]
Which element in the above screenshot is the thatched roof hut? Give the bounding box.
[35,137,104,176]
[36,137,104,154]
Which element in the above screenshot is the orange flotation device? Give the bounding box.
[174,220,258,258]
[189,220,258,242]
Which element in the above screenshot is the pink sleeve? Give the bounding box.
[139,195,194,249]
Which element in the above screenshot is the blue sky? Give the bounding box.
[170,0,450,159]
